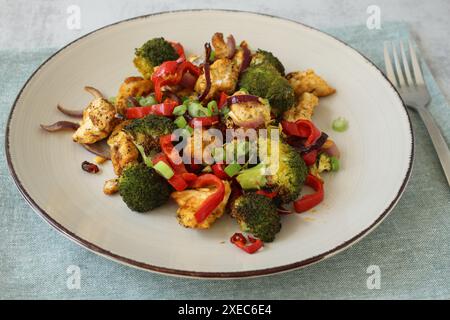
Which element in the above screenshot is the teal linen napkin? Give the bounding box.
[1,22,449,299]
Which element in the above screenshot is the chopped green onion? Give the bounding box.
[172,104,187,116]
[138,95,157,106]
[220,106,230,118]
[153,161,174,179]
[209,50,215,61]
[224,163,241,177]
[202,165,212,173]
[188,101,211,117]
[108,96,116,105]
[207,100,218,115]
[174,116,187,128]
[330,156,340,172]
[332,117,349,132]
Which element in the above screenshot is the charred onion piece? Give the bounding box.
[84,86,104,99]
[227,94,260,106]
[226,35,237,59]
[239,44,251,75]
[40,121,79,132]
[198,43,212,102]
[81,161,99,174]
[82,140,111,159]
[57,104,83,118]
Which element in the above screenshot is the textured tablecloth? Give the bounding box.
[1,21,449,299]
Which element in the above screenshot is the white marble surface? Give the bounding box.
[1,0,449,102]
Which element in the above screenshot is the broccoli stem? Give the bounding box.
[236,163,267,190]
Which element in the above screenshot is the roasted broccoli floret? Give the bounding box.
[124,115,177,156]
[251,49,285,76]
[230,192,281,242]
[118,163,171,212]
[309,152,340,179]
[239,64,295,117]
[236,139,308,203]
[133,37,179,79]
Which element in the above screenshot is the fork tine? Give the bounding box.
[400,40,413,85]
[392,41,406,87]
[384,42,397,86]
[408,39,425,85]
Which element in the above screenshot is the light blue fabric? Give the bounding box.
[1,22,449,299]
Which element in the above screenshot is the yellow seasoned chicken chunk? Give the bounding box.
[283,92,319,122]
[115,76,153,114]
[287,69,336,97]
[72,98,118,144]
[107,121,139,176]
[194,58,239,100]
[171,181,231,229]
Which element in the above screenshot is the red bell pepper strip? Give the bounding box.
[170,41,186,62]
[293,174,324,213]
[126,99,177,119]
[160,134,188,174]
[190,174,225,223]
[211,163,230,180]
[189,116,219,128]
[230,233,264,254]
[255,190,278,199]
[218,92,228,109]
[152,60,202,102]
[168,174,188,191]
[281,119,321,146]
[302,149,318,166]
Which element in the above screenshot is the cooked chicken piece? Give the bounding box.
[283,92,319,122]
[183,129,220,164]
[287,69,336,97]
[115,76,153,114]
[194,58,239,100]
[72,98,118,144]
[103,178,119,195]
[172,181,232,229]
[107,120,139,175]
[212,33,230,59]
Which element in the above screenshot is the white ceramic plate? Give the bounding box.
[6,10,413,278]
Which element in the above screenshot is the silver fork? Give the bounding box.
[384,39,450,186]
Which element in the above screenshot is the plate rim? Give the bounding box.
[4,9,414,279]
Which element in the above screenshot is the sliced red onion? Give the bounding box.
[227,94,260,106]
[198,43,212,102]
[84,86,104,99]
[57,104,83,118]
[322,141,340,159]
[179,72,197,90]
[226,35,236,59]
[40,121,79,132]
[288,132,329,154]
[239,44,251,75]
[82,140,111,159]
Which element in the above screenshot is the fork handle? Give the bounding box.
[417,107,450,186]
